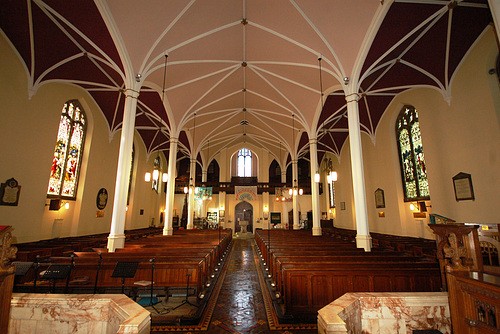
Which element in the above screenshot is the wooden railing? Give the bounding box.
[430,223,500,334]
[478,229,500,275]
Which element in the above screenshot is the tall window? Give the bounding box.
[329,181,335,208]
[396,105,430,201]
[47,100,86,199]
[237,148,252,177]
[127,145,135,205]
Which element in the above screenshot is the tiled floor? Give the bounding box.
[200,237,317,334]
[150,236,318,333]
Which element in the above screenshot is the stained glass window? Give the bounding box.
[396,106,430,201]
[237,148,252,177]
[127,146,135,205]
[329,181,335,208]
[47,100,86,199]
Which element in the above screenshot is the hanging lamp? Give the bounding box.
[145,55,169,183]
[315,57,324,183]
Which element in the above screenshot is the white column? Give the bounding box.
[309,138,322,236]
[187,158,196,229]
[163,137,178,236]
[108,89,139,252]
[219,191,226,228]
[263,191,269,224]
[488,0,500,39]
[292,159,300,230]
[346,93,371,251]
[281,170,288,227]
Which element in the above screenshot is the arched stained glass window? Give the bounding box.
[127,145,135,205]
[237,148,252,177]
[47,100,86,199]
[396,105,430,201]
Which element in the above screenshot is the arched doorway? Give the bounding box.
[235,201,253,233]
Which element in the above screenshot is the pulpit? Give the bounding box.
[239,220,249,233]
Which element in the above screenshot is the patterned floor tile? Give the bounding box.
[152,238,318,333]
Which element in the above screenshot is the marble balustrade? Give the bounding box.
[318,292,451,334]
[9,293,150,334]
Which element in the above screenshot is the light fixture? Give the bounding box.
[289,115,303,196]
[276,141,283,202]
[162,172,168,183]
[64,202,70,210]
[145,55,168,183]
[314,172,320,183]
[324,158,338,183]
[318,56,327,141]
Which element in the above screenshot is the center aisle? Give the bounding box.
[203,237,318,334]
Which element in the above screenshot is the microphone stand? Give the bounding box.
[33,255,40,293]
[64,254,74,293]
[94,252,102,294]
[148,258,159,313]
[172,271,198,310]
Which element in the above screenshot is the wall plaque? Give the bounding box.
[375,188,385,208]
[96,188,108,210]
[0,178,21,206]
[452,172,474,201]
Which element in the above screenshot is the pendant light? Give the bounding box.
[315,57,323,183]
[145,54,169,183]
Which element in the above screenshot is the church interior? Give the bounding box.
[1,1,500,333]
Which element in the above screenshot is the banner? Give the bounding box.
[194,187,212,200]
[235,186,257,201]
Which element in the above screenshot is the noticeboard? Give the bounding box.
[270,212,281,225]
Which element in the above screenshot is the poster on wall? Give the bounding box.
[270,212,281,225]
[207,211,218,222]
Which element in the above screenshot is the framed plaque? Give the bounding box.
[96,188,108,210]
[375,188,385,208]
[452,172,474,201]
[0,178,21,206]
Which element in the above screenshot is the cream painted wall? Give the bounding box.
[0,34,119,242]
[0,34,162,243]
[333,28,500,238]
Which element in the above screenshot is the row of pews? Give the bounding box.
[254,229,441,323]
[14,227,164,261]
[14,229,232,308]
[323,226,438,258]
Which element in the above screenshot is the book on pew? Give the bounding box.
[134,280,153,286]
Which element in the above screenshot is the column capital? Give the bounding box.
[345,93,360,103]
[309,138,318,145]
[123,88,140,99]
[169,137,178,144]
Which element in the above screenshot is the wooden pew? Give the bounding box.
[14,229,232,299]
[254,229,441,323]
[280,261,441,321]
